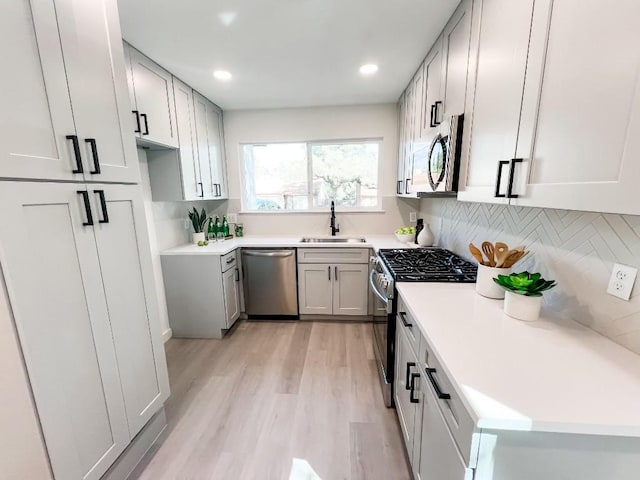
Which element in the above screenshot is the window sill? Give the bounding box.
[239,209,386,215]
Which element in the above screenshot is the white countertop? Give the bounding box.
[161,234,412,255]
[397,282,640,437]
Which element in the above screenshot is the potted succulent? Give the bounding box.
[188,207,208,244]
[493,271,557,321]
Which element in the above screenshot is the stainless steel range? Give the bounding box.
[369,247,477,406]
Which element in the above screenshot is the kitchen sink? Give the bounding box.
[300,237,367,243]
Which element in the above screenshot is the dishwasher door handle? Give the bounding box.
[242,250,294,258]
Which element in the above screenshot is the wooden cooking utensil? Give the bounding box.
[469,243,485,265]
[503,250,529,268]
[494,242,510,267]
[481,242,496,267]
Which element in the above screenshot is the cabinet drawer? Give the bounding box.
[297,248,369,264]
[220,250,237,273]
[419,336,476,467]
[397,296,421,357]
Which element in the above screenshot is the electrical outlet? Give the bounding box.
[409,211,417,222]
[184,219,191,230]
[227,213,238,224]
[606,263,638,301]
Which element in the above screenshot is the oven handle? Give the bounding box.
[369,269,389,306]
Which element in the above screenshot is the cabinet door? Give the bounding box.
[90,184,170,437]
[333,264,368,316]
[0,0,79,182]
[129,47,179,148]
[298,264,333,315]
[457,0,534,204]
[223,266,241,327]
[420,40,443,141]
[55,0,140,183]
[402,82,416,196]
[511,0,640,214]
[193,91,215,199]
[396,92,406,196]
[0,182,129,480]
[206,104,228,199]
[173,77,202,200]
[394,321,418,463]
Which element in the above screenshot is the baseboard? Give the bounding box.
[161,328,172,343]
[299,314,373,322]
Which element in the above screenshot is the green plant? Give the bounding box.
[493,271,556,297]
[188,207,208,233]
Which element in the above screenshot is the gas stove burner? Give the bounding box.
[377,247,477,283]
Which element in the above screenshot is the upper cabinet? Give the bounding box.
[459,0,640,214]
[1,0,139,184]
[124,43,179,149]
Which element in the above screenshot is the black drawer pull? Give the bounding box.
[410,373,420,403]
[434,101,443,126]
[141,113,149,135]
[507,158,523,199]
[198,182,204,198]
[494,160,509,198]
[132,110,141,133]
[77,191,93,226]
[235,268,240,282]
[67,135,84,174]
[85,138,101,174]
[426,367,451,400]
[94,190,109,223]
[405,361,415,390]
[399,311,412,328]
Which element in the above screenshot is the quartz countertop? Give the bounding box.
[396,282,640,437]
[161,234,413,255]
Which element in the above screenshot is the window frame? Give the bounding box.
[239,138,384,213]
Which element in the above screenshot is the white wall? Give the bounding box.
[0,266,52,479]
[420,198,640,355]
[221,104,419,235]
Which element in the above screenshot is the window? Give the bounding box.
[242,140,380,211]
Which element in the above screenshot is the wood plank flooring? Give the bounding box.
[132,320,411,480]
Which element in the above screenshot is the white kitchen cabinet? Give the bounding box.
[332,264,368,316]
[161,250,242,338]
[125,43,179,149]
[91,184,170,436]
[418,39,443,141]
[0,182,130,480]
[298,263,334,315]
[509,0,640,214]
[193,91,227,199]
[1,0,139,184]
[457,0,534,204]
[396,92,407,196]
[397,82,417,197]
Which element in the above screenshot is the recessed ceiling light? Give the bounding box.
[359,64,379,75]
[213,70,232,81]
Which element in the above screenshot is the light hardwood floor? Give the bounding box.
[131,320,411,480]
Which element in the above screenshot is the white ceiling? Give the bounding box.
[117,0,460,110]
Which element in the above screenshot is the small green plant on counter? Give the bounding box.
[188,207,208,233]
[493,271,557,297]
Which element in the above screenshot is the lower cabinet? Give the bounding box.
[161,250,241,338]
[298,263,368,316]
[0,182,169,480]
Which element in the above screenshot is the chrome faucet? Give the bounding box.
[330,201,340,236]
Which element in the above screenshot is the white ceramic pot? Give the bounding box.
[192,232,205,244]
[503,291,543,321]
[417,224,434,246]
[476,264,511,299]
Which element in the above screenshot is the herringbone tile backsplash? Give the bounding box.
[420,198,640,355]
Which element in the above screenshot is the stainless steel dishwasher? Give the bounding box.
[241,248,298,317]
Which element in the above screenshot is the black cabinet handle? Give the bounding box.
[399,311,412,328]
[94,190,109,224]
[235,268,240,282]
[66,135,84,174]
[426,367,451,400]
[214,183,221,197]
[396,180,403,195]
[430,104,437,128]
[494,160,510,198]
[405,178,411,194]
[198,182,204,198]
[141,113,149,135]
[507,158,523,199]
[132,110,141,133]
[410,373,420,403]
[434,101,443,126]
[77,191,94,226]
[334,266,338,280]
[85,138,101,175]
[405,361,416,390]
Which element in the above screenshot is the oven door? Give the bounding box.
[369,268,394,406]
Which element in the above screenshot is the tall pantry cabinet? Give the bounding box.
[0,1,169,479]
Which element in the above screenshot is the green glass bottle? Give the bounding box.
[222,216,230,237]
[215,216,222,236]
[207,218,216,241]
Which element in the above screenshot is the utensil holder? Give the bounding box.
[503,291,542,321]
[476,263,511,299]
